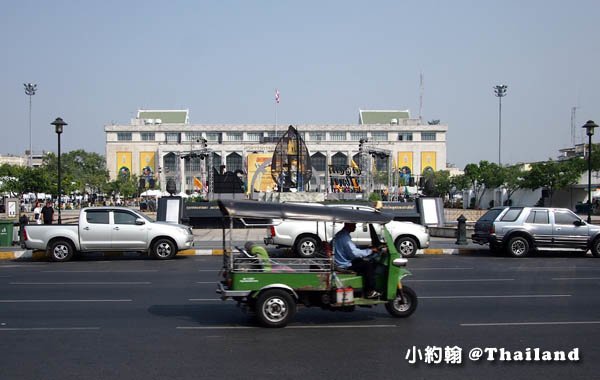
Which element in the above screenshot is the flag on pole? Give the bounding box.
[275,89,280,104]
[193,177,203,190]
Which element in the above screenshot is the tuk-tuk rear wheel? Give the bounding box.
[385,286,417,318]
[256,289,296,328]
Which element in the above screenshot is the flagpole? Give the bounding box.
[275,89,279,136]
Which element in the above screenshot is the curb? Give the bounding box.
[0,248,224,261]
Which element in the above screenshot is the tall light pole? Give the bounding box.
[493,85,508,165]
[51,117,67,224]
[24,83,37,166]
[583,120,598,223]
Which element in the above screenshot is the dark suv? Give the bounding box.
[472,207,600,257]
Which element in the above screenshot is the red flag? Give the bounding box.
[275,89,280,104]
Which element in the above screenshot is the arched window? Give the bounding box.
[311,152,326,172]
[226,152,243,173]
[331,152,347,168]
[211,153,222,172]
[163,153,177,174]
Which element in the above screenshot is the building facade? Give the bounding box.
[105,109,448,195]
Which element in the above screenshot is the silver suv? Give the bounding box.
[472,207,600,257]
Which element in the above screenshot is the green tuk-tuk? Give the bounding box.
[216,200,418,328]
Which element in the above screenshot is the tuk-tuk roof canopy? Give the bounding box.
[217,200,393,224]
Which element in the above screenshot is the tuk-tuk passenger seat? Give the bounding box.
[244,242,293,272]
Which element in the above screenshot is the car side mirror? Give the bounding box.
[574,220,586,227]
[392,258,408,267]
[135,218,146,225]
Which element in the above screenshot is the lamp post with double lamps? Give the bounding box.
[493,85,508,166]
[24,83,37,166]
[51,117,67,224]
[583,120,598,223]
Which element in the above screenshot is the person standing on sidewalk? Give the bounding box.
[33,201,42,224]
[41,201,54,225]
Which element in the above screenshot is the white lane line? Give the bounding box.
[9,282,151,285]
[196,282,216,284]
[509,266,600,270]
[552,277,600,280]
[421,294,571,299]
[0,327,101,331]
[0,299,132,303]
[177,325,398,330]
[410,267,473,270]
[461,321,600,327]
[40,270,159,273]
[407,279,514,282]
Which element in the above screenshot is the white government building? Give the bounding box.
[104,109,448,196]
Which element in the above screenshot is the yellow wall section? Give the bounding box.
[421,151,437,172]
[397,152,413,172]
[116,152,132,174]
[139,151,156,172]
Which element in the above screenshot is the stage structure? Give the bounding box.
[271,125,312,192]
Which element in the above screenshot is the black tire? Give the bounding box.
[590,238,600,257]
[151,238,177,260]
[395,236,418,258]
[506,236,530,257]
[255,289,296,328]
[48,239,75,262]
[294,235,319,258]
[385,285,418,318]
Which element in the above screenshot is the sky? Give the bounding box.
[2,0,599,169]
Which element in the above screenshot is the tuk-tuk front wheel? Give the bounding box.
[256,289,296,328]
[385,286,417,318]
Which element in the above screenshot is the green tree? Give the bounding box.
[522,159,583,206]
[44,150,108,195]
[503,164,527,205]
[431,170,451,198]
[463,161,505,208]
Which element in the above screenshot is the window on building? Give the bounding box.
[247,132,262,142]
[371,132,388,141]
[212,153,222,172]
[398,132,413,141]
[163,153,177,174]
[226,152,243,172]
[185,132,203,142]
[184,156,203,172]
[421,132,436,141]
[309,132,325,141]
[206,132,221,143]
[330,132,346,141]
[166,133,181,143]
[117,132,132,141]
[331,152,347,168]
[227,132,243,142]
[140,132,155,141]
[374,155,388,172]
[311,152,326,171]
[350,132,367,141]
[352,153,363,169]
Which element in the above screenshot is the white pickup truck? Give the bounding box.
[264,204,430,258]
[23,207,195,262]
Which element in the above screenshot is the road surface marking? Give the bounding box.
[0,327,101,331]
[421,294,571,299]
[0,299,132,303]
[552,277,600,280]
[9,282,151,285]
[407,278,514,282]
[461,321,600,327]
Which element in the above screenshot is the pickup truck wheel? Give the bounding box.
[151,238,176,260]
[256,289,296,328]
[507,236,530,257]
[395,237,417,258]
[48,240,74,262]
[385,286,418,318]
[294,236,319,258]
[591,238,600,257]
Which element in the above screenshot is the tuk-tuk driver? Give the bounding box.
[333,223,380,299]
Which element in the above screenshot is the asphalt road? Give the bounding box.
[1,253,599,380]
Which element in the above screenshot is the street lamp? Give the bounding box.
[582,120,598,223]
[51,117,67,224]
[493,85,508,165]
[24,83,37,166]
